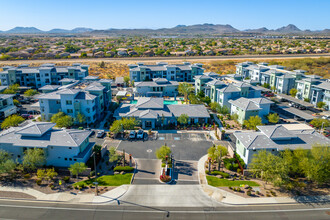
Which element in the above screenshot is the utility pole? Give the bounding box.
[93,152,97,178]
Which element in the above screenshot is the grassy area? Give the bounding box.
[206,176,260,187]
[73,173,133,187]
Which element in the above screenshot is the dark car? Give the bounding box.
[21,114,33,119]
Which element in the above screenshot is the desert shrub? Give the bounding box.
[247,190,252,196]
[24,174,31,179]
[237,168,241,174]
[36,179,42,185]
[62,176,70,183]
[205,170,210,174]
[113,166,134,172]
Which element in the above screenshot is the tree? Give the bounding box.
[243,115,262,130]
[310,118,330,129]
[23,148,46,170]
[75,113,86,125]
[24,89,38,97]
[289,88,298,97]
[46,167,58,181]
[124,76,130,87]
[51,112,73,128]
[13,99,20,106]
[110,120,124,134]
[155,145,171,162]
[316,101,327,109]
[208,145,228,171]
[109,147,120,163]
[177,114,189,125]
[267,113,280,124]
[178,82,194,102]
[0,150,16,175]
[69,162,87,179]
[37,169,46,182]
[98,61,105,68]
[300,145,330,185]
[1,115,25,129]
[250,150,289,186]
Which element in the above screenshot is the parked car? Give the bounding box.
[129,130,136,139]
[322,115,330,120]
[96,130,105,138]
[136,129,144,139]
[21,114,33,119]
[264,92,274,97]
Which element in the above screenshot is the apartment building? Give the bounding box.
[0,122,94,167]
[0,94,17,119]
[128,62,204,82]
[38,78,112,123]
[0,63,89,88]
[134,78,179,97]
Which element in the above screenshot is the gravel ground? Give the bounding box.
[0,191,36,200]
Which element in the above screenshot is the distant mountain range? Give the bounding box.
[0,24,329,35]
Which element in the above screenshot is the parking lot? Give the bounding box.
[117,132,212,184]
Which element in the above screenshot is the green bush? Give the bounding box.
[237,168,241,174]
[36,179,42,185]
[62,176,70,183]
[113,166,134,173]
[205,170,210,174]
[247,190,252,196]
[210,171,230,178]
[24,173,31,179]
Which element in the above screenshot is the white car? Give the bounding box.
[136,129,144,139]
[322,115,330,120]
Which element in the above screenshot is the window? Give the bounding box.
[66,100,72,105]
[64,158,67,160]
[86,108,90,113]
[67,109,73,114]
[243,148,246,157]
[69,147,72,149]
[74,159,77,161]
[69,158,72,161]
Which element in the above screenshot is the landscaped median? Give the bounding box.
[206,176,260,187]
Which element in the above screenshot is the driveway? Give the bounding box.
[132,159,161,185]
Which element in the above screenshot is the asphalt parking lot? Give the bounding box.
[117,133,212,161]
[118,132,212,184]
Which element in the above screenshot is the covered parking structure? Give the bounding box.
[277,94,314,109]
[278,106,315,122]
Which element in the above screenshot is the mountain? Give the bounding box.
[245,27,269,33]
[47,27,94,33]
[0,24,329,35]
[6,27,43,34]
[275,24,301,33]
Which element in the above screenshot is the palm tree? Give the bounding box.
[178,82,194,102]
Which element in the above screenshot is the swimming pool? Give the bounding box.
[130,100,178,105]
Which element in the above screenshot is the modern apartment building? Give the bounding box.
[38,78,112,123]
[134,78,179,97]
[0,122,94,167]
[0,94,17,119]
[0,63,89,89]
[128,62,204,82]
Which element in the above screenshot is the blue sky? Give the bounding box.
[0,0,329,31]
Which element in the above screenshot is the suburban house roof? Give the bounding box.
[217,84,240,93]
[39,85,61,91]
[15,122,55,137]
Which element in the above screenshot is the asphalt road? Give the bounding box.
[1,53,329,64]
[0,199,329,220]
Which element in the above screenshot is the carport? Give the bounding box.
[277,94,314,108]
[279,106,315,122]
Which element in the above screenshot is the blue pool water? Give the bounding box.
[130,100,178,105]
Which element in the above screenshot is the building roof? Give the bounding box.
[39,85,61,91]
[75,91,96,100]
[167,104,210,118]
[257,125,297,139]
[15,122,55,137]
[234,125,330,150]
[229,97,261,111]
[0,122,91,148]
[217,84,240,93]
[135,97,164,109]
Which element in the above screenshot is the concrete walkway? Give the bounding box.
[0,185,128,204]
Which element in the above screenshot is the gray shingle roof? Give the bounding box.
[39,85,61,91]
[167,104,210,118]
[0,122,91,148]
[229,97,261,111]
[15,122,55,137]
[135,97,164,109]
[217,84,240,93]
[257,125,297,139]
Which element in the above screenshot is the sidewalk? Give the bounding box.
[0,184,128,204]
[197,154,330,205]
